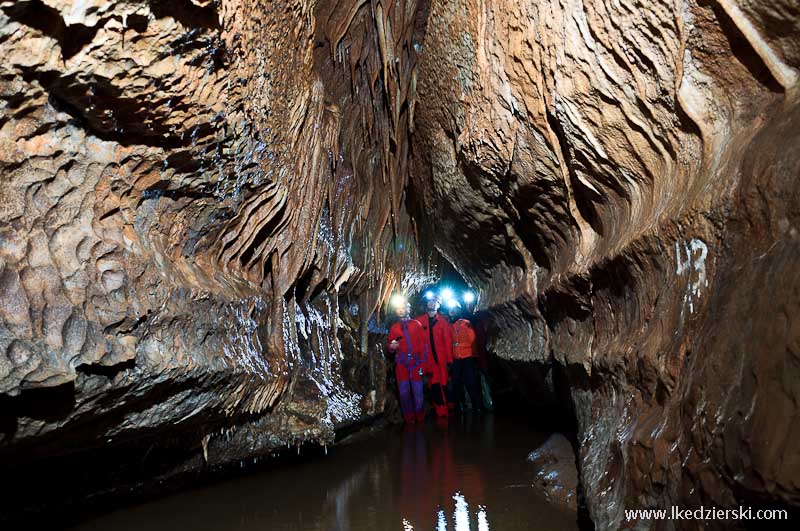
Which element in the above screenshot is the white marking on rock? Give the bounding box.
[675,238,709,314]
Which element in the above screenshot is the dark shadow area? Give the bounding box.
[76,359,136,380]
[0,381,76,435]
[147,0,222,31]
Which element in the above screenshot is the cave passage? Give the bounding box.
[1,0,799,529]
[70,415,577,531]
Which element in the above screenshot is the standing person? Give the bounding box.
[464,295,493,412]
[416,293,453,418]
[387,298,429,424]
[447,301,482,414]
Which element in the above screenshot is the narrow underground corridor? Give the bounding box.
[1,0,799,530]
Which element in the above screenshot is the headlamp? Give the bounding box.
[463,291,475,304]
[424,290,434,300]
[445,299,459,309]
[440,287,454,301]
[390,294,407,308]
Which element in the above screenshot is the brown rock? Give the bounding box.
[410,0,800,528]
[527,433,579,512]
[0,0,425,502]
[0,0,799,527]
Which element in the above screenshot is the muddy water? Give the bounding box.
[73,415,578,531]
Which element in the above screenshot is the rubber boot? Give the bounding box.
[403,412,416,424]
[434,404,449,418]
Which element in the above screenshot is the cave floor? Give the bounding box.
[70,415,577,531]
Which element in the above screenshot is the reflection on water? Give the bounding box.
[478,504,489,530]
[73,416,577,531]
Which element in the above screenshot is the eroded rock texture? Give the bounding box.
[0,0,429,505]
[1,0,799,527]
[528,433,579,512]
[411,0,800,528]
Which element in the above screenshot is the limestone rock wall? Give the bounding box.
[0,0,425,485]
[2,0,799,527]
[411,0,799,527]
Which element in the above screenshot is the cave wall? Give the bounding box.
[1,0,799,527]
[410,0,799,527]
[0,0,428,489]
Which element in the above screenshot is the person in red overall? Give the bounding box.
[416,294,453,418]
[387,299,429,424]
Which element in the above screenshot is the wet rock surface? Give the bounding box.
[0,0,425,516]
[1,0,799,528]
[527,433,578,512]
[411,0,800,528]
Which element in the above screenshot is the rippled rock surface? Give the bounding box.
[411,0,800,527]
[0,0,428,507]
[1,0,799,528]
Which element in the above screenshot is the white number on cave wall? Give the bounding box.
[675,238,709,315]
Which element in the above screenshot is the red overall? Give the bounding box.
[387,318,429,423]
[416,312,453,417]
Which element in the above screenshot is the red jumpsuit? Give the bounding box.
[416,312,454,417]
[387,318,429,423]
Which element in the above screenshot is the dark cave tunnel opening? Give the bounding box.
[0,256,590,531]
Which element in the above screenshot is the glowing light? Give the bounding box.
[453,492,470,531]
[390,294,407,308]
[445,299,459,309]
[424,290,435,300]
[440,287,454,301]
[463,291,475,304]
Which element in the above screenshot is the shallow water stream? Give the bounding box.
[72,415,578,531]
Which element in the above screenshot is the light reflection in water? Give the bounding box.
[453,492,472,531]
[478,505,490,531]
[397,419,491,531]
[437,509,448,530]
[406,493,488,531]
[73,415,577,531]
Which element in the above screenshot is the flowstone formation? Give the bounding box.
[1,0,799,528]
[0,0,428,509]
[411,0,799,528]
